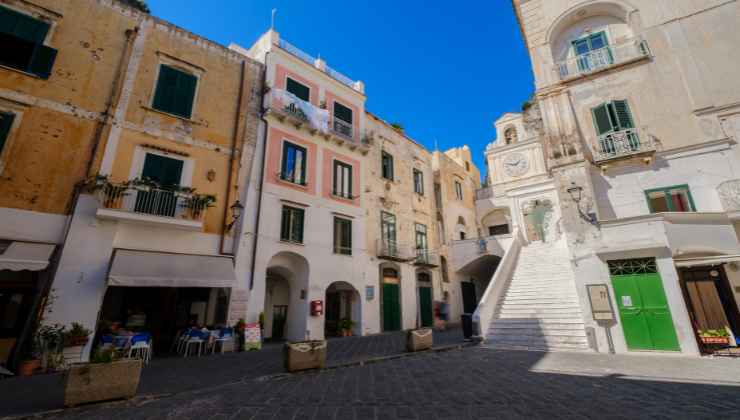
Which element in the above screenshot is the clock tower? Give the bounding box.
[485,112,547,186]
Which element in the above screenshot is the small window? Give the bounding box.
[504,127,518,145]
[333,102,353,137]
[333,217,352,255]
[488,224,510,236]
[333,160,353,199]
[286,77,310,102]
[465,161,470,172]
[0,111,16,154]
[381,151,394,181]
[645,185,695,213]
[454,180,463,200]
[413,169,424,195]
[152,64,198,119]
[280,206,305,243]
[0,6,57,79]
[281,141,307,185]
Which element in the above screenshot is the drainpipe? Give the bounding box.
[249,52,271,289]
[219,59,248,256]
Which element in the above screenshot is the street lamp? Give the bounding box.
[567,183,598,226]
[226,200,244,232]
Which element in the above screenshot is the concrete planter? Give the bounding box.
[407,328,433,352]
[64,359,142,407]
[284,340,326,372]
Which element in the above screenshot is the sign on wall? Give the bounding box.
[586,284,615,323]
[366,285,374,301]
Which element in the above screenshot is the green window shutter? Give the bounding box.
[591,103,614,135]
[0,112,15,153]
[28,44,57,79]
[286,78,310,102]
[613,100,635,130]
[280,207,290,241]
[0,6,50,43]
[174,70,197,118]
[292,208,304,243]
[153,65,197,119]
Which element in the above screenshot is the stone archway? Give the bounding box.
[263,251,309,341]
[324,281,361,337]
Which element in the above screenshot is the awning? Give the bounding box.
[674,254,740,268]
[0,242,55,271]
[108,249,236,288]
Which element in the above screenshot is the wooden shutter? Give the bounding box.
[292,208,304,243]
[153,65,197,118]
[175,70,197,118]
[613,100,635,129]
[0,112,15,153]
[0,6,50,43]
[153,65,178,114]
[591,103,614,135]
[29,44,57,79]
[280,207,290,241]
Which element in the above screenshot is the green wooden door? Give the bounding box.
[610,260,680,351]
[382,283,400,331]
[418,287,433,327]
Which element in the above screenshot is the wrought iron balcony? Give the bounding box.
[556,37,650,81]
[377,239,412,261]
[593,127,656,163]
[475,187,494,201]
[414,249,440,267]
[95,181,213,228]
[332,118,353,139]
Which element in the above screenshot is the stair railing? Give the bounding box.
[472,228,525,338]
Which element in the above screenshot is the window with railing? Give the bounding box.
[591,100,652,161]
[415,223,429,264]
[381,211,397,256]
[557,36,650,80]
[281,141,307,185]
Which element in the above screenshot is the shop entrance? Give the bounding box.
[0,270,37,368]
[679,265,740,354]
[609,258,680,351]
[324,281,361,337]
[98,286,230,356]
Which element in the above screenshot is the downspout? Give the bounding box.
[249,51,270,289]
[9,24,139,371]
[219,59,248,256]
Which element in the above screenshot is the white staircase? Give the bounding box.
[484,240,590,352]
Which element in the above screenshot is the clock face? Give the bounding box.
[503,152,529,177]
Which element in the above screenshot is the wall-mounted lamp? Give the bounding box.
[226,200,244,232]
[567,183,598,226]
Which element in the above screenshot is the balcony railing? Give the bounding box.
[593,127,656,163]
[96,182,212,223]
[475,187,494,201]
[377,239,412,261]
[278,38,361,92]
[556,37,650,80]
[332,118,353,139]
[414,249,440,267]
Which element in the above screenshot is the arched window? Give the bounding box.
[382,268,399,278]
[504,127,518,145]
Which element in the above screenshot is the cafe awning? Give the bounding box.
[108,249,236,288]
[0,242,55,271]
[674,254,740,268]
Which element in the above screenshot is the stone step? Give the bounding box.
[491,318,586,327]
[496,309,584,318]
[498,298,580,305]
[486,335,589,346]
[483,342,591,352]
[504,290,578,298]
[488,329,588,338]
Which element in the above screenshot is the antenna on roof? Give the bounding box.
[434,138,439,151]
[270,8,277,30]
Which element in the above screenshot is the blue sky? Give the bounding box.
[147,0,534,175]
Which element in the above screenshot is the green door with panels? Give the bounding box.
[382,283,401,332]
[609,258,680,351]
[418,287,433,328]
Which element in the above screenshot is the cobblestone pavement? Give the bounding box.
[0,328,466,418]
[37,348,740,420]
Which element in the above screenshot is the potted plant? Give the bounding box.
[18,330,45,376]
[698,328,730,345]
[338,318,355,337]
[182,194,216,220]
[64,346,142,407]
[36,324,66,372]
[284,340,327,372]
[407,326,433,352]
[62,323,91,365]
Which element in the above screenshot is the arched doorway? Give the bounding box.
[324,281,361,337]
[263,252,309,341]
[416,271,433,328]
[380,263,401,332]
